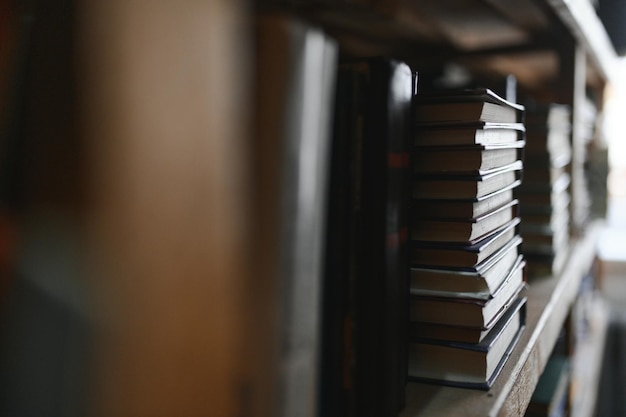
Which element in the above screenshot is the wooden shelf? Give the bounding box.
[400,222,603,417]
[261,0,619,88]
[546,0,618,82]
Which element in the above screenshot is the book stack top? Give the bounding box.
[409,88,527,390]
[516,104,572,277]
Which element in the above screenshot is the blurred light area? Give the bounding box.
[605,57,626,195]
[598,57,626,261]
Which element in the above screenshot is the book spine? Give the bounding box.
[356,59,412,417]
[256,15,338,417]
[320,62,360,417]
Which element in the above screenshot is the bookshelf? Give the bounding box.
[2,0,617,416]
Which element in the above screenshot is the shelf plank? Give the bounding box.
[401,222,602,417]
[546,0,618,82]
[262,0,619,85]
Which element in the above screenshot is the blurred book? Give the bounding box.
[320,57,413,417]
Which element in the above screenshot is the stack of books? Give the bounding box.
[571,97,597,231]
[408,88,527,389]
[516,104,572,278]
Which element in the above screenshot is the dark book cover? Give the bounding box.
[410,199,519,244]
[320,58,413,417]
[356,58,413,417]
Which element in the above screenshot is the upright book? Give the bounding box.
[256,15,338,417]
[410,242,523,300]
[321,58,413,417]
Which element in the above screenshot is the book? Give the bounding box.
[412,141,524,174]
[522,164,569,186]
[414,122,525,147]
[410,217,521,267]
[410,246,523,301]
[414,184,516,219]
[520,208,569,236]
[522,228,567,248]
[256,15,338,417]
[320,58,413,417]
[411,200,518,243]
[524,103,570,130]
[525,356,570,417]
[354,58,413,417]
[414,88,524,125]
[410,257,526,328]
[524,248,569,278]
[412,161,522,200]
[408,293,525,344]
[408,296,527,389]
[320,56,361,417]
[520,190,570,216]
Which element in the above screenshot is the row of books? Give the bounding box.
[408,89,528,389]
[516,104,573,278]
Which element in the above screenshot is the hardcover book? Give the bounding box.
[411,200,519,243]
[412,161,522,200]
[320,57,413,417]
[414,122,525,147]
[410,217,521,267]
[256,15,338,417]
[410,257,526,328]
[414,184,516,219]
[412,141,525,174]
[408,296,527,389]
[414,88,525,125]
